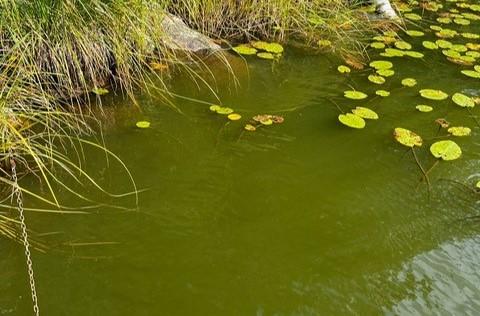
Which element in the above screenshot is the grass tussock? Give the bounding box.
[0,0,377,242]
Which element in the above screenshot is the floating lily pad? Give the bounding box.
[437,17,452,24]
[337,65,351,73]
[264,43,284,54]
[376,90,390,97]
[416,105,433,112]
[257,52,275,60]
[352,106,378,120]
[232,45,257,55]
[402,78,417,87]
[442,49,461,58]
[423,41,439,49]
[452,93,475,107]
[209,105,221,112]
[244,124,256,131]
[452,44,468,52]
[454,18,470,25]
[92,87,109,95]
[395,41,412,50]
[370,42,386,49]
[381,49,405,57]
[419,89,449,100]
[227,113,242,121]
[461,70,480,78]
[405,51,424,58]
[377,69,395,77]
[448,126,471,136]
[344,90,368,100]
[475,65,480,72]
[393,128,423,147]
[406,30,425,37]
[338,113,366,129]
[251,41,269,50]
[368,74,386,84]
[430,140,462,161]
[369,60,393,70]
[405,13,422,21]
[466,51,480,58]
[436,39,453,48]
[136,121,151,128]
[216,107,235,115]
[462,33,480,39]
[430,25,443,31]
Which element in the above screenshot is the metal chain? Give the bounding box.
[9,152,40,316]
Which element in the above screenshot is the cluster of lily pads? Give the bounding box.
[209,104,284,131]
[335,0,480,185]
[232,41,284,60]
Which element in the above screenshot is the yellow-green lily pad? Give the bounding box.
[419,89,449,100]
[337,65,351,73]
[376,69,395,77]
[376,90,390,97]
[338,113,366,129]
[352,106,379,120]
[368,74,386,84]
[232,45,257,55]
[430,140,462,160]
[402,78,417,87]
[416,105,433,112]
[423,41,439,49]
[394,128,423,147]
[461,70,480,78]
[448,126,471,136]
[369,60,393,70]
[344,90,368,100]
[452,93,475,107]
[136,121,151,128]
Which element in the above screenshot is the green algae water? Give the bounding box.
[3,2,480,315]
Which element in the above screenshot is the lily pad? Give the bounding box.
[376,69,395,77]
[422,41,439,49]
[227,113,242,121]
[430,140,462,161]
[244,124,256,131]
[395,41,412,50]
[352,106,379,120]
[401,78,417,87]
[416,105,433,112]
[406,30,425,37]
[452,93,475,107]
[337,65,351,73]
[264,43,284,54]
[370,42,386,49]
[209,105,221,112]
[404,51,424,58]
[338,113,366,129]
[344,90,368,100]
[136,121,151,128]
[461,70,480,78]
[419,89,449,100]
[405,13,422,21]
[393,128,423,147]
[368,74,386,84]
[376,90,390,97]
[251,41,269,50]
[369,60,393,70]
[318,39,332,47]
[216,107,235,115]
[257,52,275,60]
[454,18,470,25]
[448,126,471,136]
[232,45,257,55]
[436,39,453,48]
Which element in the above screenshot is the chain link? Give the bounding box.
[9,151,40,316]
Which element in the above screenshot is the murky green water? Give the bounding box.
[3,3,480,315]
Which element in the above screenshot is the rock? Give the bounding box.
[161,14,221,53]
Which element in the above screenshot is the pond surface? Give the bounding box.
[2,2,480,315]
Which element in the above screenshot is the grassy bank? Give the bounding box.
[0,0,377,239]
